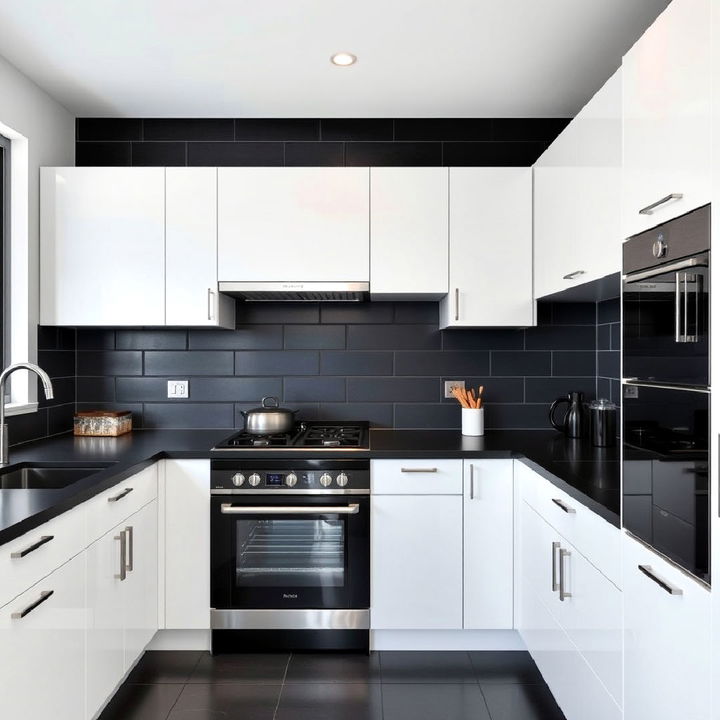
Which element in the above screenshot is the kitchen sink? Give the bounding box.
[0,463,117,490]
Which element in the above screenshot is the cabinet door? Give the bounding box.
[623,533,711,720]
[163,460,210,629]
[440,167,532,328]
[0,553,85,720]
[371,495,462,629]
[166,168,234,328]
[370,168,448,299]
[40,167,165,326]
[218,167,370,282]
[622,0,712,238]
[463,460,513,629]
[123,501,158,669]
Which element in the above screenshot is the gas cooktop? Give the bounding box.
[213,421,369,450]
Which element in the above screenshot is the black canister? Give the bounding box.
[588,399,617,447]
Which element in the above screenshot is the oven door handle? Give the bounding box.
[220,503,360,515]
[623,256,708,284]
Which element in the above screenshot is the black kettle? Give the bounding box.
[549,391,586,438]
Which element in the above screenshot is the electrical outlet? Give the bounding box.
[444,380,466,399]
[167,380,189,399]
[623,384,639,399]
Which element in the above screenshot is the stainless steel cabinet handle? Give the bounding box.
[125,525,134,573]
[455,288,459,322]
[401,467,438,473]
[559,548,572,601]
[562,270,586,280]
[552,498,576,514]
[11,590,54,620]
[221,503,360,515]
[11,535,54,559]
[551,541,560,592]
[639,193,683,215]
[115,531,127,581]
[108,487,133,503]
[469,463,475,500]
[638,564,683,595]
[208,288,215,321]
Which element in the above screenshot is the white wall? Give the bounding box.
[0,53,74,407]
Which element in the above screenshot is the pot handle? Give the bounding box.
[549,397,569,432]
[262,396,280,408]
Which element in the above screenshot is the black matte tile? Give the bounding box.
[38,349,75,378]
[39,376,75,407]
[144,351,234,376]
[144,118,234,141]
[320,351,393,376]
[597,324,611,350]
[395,119,493,141]
[188,142,283,166]
[321,303,394,324]
[191,377,282,402]
[77,118,142,141]
[525,326,595,351]
[493,118,571,141]
[189,326,283,350]
[347,324,440,351]
[525,377,596,403]
[132,142,186,166]
[491,352,551,376]
[285,653,381,684]
[76,141,131,166]
[97,683,183,720]
[116,377,171,402]
[235,118,320,140]
[551,302,596,325]
[317,403,393,427]
[77,351,142,376]
[169,683,281,719]
[285,142,344,166]
[442,141,546,166]
[348,377,437,402]
[48,403,74,435]
[468,651,544,684]
[284,377,345,402]
[480,682,566,720]
[37,326,59,351]
[235,351,318,376]
[321,119,393,141]
[484,404,550,430]
[6,409,48,446]
[126,651,204,684]
[77,376,115,402]
[142,403,234,429]
[611,379,621,404]
[382,683,491,720]
[393,303,438,324]
[284,325,346,350]
[611,323,621,350]
[536,302,553,326]
[552,351,596,377]
[442,329,524,351]
[598,297,620,324]
[394,351,489,376]
[440,377,523,404]
[394,404,460,429]
[189,653,290,684]
[276,683,382,720]
[346,142,441,167]
[597,377,611,400]
[238,303,320,324]
[598,350,620,379]
[116,330,187,350]
[77,329,115,350]
[380,652,476,684]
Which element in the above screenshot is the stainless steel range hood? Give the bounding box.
[218,282,369,302]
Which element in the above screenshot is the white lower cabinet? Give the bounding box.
[0,552,85,720]
[623,533,711,720]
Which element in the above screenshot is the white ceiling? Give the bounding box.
[0,0,669,118]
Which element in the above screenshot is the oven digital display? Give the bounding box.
[265,473,285,487]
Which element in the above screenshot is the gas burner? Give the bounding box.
[214,421,368,451]
[300,425,364,448]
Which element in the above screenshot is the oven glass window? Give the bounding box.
[235,518,345,587]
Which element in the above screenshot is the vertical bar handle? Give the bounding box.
[125,525,134,573]
[469,463,475,500]
[208,288,215,321]
[675,272,682,342]
[115,531,127,581]
[551,541,560,592]
[559,548,572,601]
[454,288,459,322]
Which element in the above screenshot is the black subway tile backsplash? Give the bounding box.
[442,141,546,167]
[394,351,490,377]
[76,142,131,166]
[189,326,283,350]
[131,142,186,167]
[345,142,442,167]
[552,351,597,377]
[235,350,319,376]
[77,351,142,376]
[284,377,346,403]
[77,118,143,141]
[284,325,346,350]
[320,351,394,376]
[394,119,493,142]
[285,142,344,167]
[234,119,320,141]
[320,119,394,141]
[144,351,234,376]
[491,351,551,377]
[188,141,284,167]
[347,377,438,403]
[116,329,188,350]
[347,324,441,351]
[143,402,234,429]
[144,118,234,141]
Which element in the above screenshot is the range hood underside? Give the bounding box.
[218,282,369,302]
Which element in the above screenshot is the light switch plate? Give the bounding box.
[167,380,189,399]
[623,384,639,399]
[444,380,466,399]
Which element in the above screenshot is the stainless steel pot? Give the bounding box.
[242,396,297,435]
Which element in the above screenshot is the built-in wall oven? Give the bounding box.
[210,459,370,652]
[622,204,710,585]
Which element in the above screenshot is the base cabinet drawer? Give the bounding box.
[371,459,463,495]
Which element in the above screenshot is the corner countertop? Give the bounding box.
[0,428,620,547]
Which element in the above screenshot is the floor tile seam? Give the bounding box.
[272,653,292,719]
[162,681,187,720]
[476,681,497,720]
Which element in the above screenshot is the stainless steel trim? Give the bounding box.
[455,288,459,321]
[220,503,360,515]
[562,270,586,280]
[552,498,576,514]
[551,541,560,592]
[108,487,133,503]
[400,467,438,473]
[638,193,683,215]
[675,272,682,342]
[624,256,707,283]
[211,608,370,631]
[621,380,710,394]
[11,535,54,559]
[115,531,127,581]
[218,282,369,302]
[125,526,134,573]
[11,590,54,620]
[638,564,683,595]
[559,548,572,601]
[211,488,369,496]
[469,463,474,500]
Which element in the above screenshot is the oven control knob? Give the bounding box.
[248,473,262,487]
[336,473,349,487]
[231,473,245,487]
[319,473,333,487]
[285,473,298,487]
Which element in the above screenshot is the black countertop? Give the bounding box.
[0,428,620,546]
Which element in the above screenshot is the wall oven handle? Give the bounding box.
[675,272,683,342]
[638,193,683,215]
[623,256,708,284]
[220,503,360,515]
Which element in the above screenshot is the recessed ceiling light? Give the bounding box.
[331,52,357,67]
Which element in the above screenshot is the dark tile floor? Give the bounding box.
[99,650,567,720]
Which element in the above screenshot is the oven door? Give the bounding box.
[211,494,369,610]
[623,254,709,388]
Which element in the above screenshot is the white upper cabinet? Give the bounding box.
[440,167,533,328]
[41,167,166,326]
[370,167,448,299]
[622,0,712,238]
[218,167,370,282]
[165,168,234,328]
[533,69,622,299]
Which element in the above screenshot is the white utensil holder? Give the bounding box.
[462,408,484,436]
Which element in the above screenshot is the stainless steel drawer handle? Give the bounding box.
[11,590,54,620]
[221,503,360,515]
[455,288,459,322]
[469,463,475,500]
[108,487,133,503]
[639,193,683,215]
[563,270,586,280]
[400,468,438,473]
[559,548,572,601]
[125,525,134,573]
[11,535,54,559]
[638,564,683,595]
[115,531,127,581]
[552,498,576,514]
[551,541,560,592]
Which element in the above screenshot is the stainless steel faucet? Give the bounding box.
[0,363,54,465]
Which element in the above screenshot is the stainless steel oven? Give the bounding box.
[210,459,370,652]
